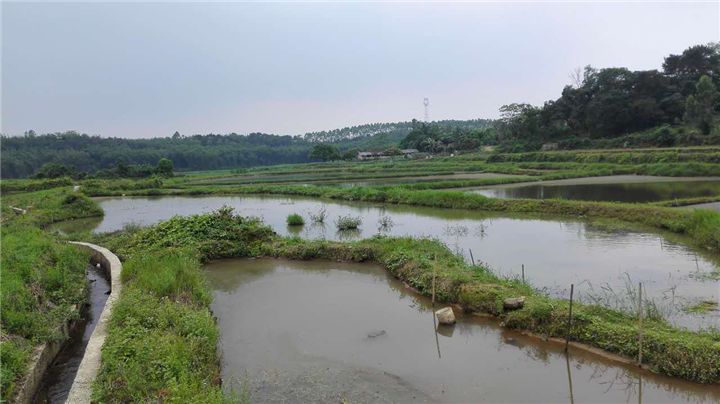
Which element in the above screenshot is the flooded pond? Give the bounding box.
[466,176,720,203]
[35,265,110,403]
[205,258,720,403]
[57,195,720,329]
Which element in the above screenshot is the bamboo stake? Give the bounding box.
[638,282,643,366]
[522,264,525,283]
[469,249,475,266]
[565,284,574,353]
[431,255,441,358]
[565,352,575,404]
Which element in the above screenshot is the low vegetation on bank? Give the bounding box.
[0,189,99,401]
[89,208,273,401]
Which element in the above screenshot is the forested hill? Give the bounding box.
[1,132,311,178]
[303,119,493,143]
[494,43,720,150]
[0,119,493,178]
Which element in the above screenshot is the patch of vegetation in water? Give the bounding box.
[684,300,719,314]
[286,213,305,226]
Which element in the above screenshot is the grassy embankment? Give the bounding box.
[169,147,720,188]
[95,208,720,387]
[0,188,101,400]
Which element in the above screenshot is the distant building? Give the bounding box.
[357,149,418,160]
[540,143,558,151]
[357,151,378,160]
[400,149,419,158]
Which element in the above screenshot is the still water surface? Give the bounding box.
[469,176,720,203]
[206,258,720,403]
[57,195,719,328]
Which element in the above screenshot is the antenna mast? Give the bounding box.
[423,97,430,122]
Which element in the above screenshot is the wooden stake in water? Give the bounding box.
[431,256,441,359]
[522,264,525,283]
[638,282,643,367]
[469,249,475,266]
[565,284,574,353]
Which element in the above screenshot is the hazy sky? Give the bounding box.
[2,2,719,138]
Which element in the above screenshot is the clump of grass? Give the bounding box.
[286,213,305,226]
[335,215,361,230]
[377,215,394,231]
[685,300,719,314]
[309,206,327,224]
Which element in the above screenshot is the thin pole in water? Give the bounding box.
[565,284,574,353]
[565,352,575,404]
[469,249,475,266]
[522,264,525,283]
[638,282,643,367]
[432,254,437,305]
[431,254,441,359]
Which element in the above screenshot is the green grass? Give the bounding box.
[0,187,102,401]
[0,225,89,400]
[91,208,275,401]
[92,248,227,403]
[1,187,104,228]
[286,213,305,226]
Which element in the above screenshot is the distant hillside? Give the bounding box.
[0,118,494,178]
[0,132,312,178]
[304,122,414,144]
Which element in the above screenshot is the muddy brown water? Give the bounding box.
[52,195,720,329]
[34,265,110,403]
[466,176,720,203]
[206,258,720,403]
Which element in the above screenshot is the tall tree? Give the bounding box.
[684,75,719,134]
[309,144,341,161]
[156,158,174,176]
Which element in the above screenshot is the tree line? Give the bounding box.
[495,43,720,151]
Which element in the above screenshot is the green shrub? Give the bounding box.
[286,213,305,226]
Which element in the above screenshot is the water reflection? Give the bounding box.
[471,179,720,203]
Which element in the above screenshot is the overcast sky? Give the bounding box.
[2,2,718,138]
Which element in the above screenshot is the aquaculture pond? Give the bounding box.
[56,195,720,329]
[467,176,720,203]
[205,258,720,403]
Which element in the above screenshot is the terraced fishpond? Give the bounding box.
[54,195,720,329]
[205,258,720,402]
[465,176,720,203]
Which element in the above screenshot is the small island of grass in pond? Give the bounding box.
[286,213,305,226]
